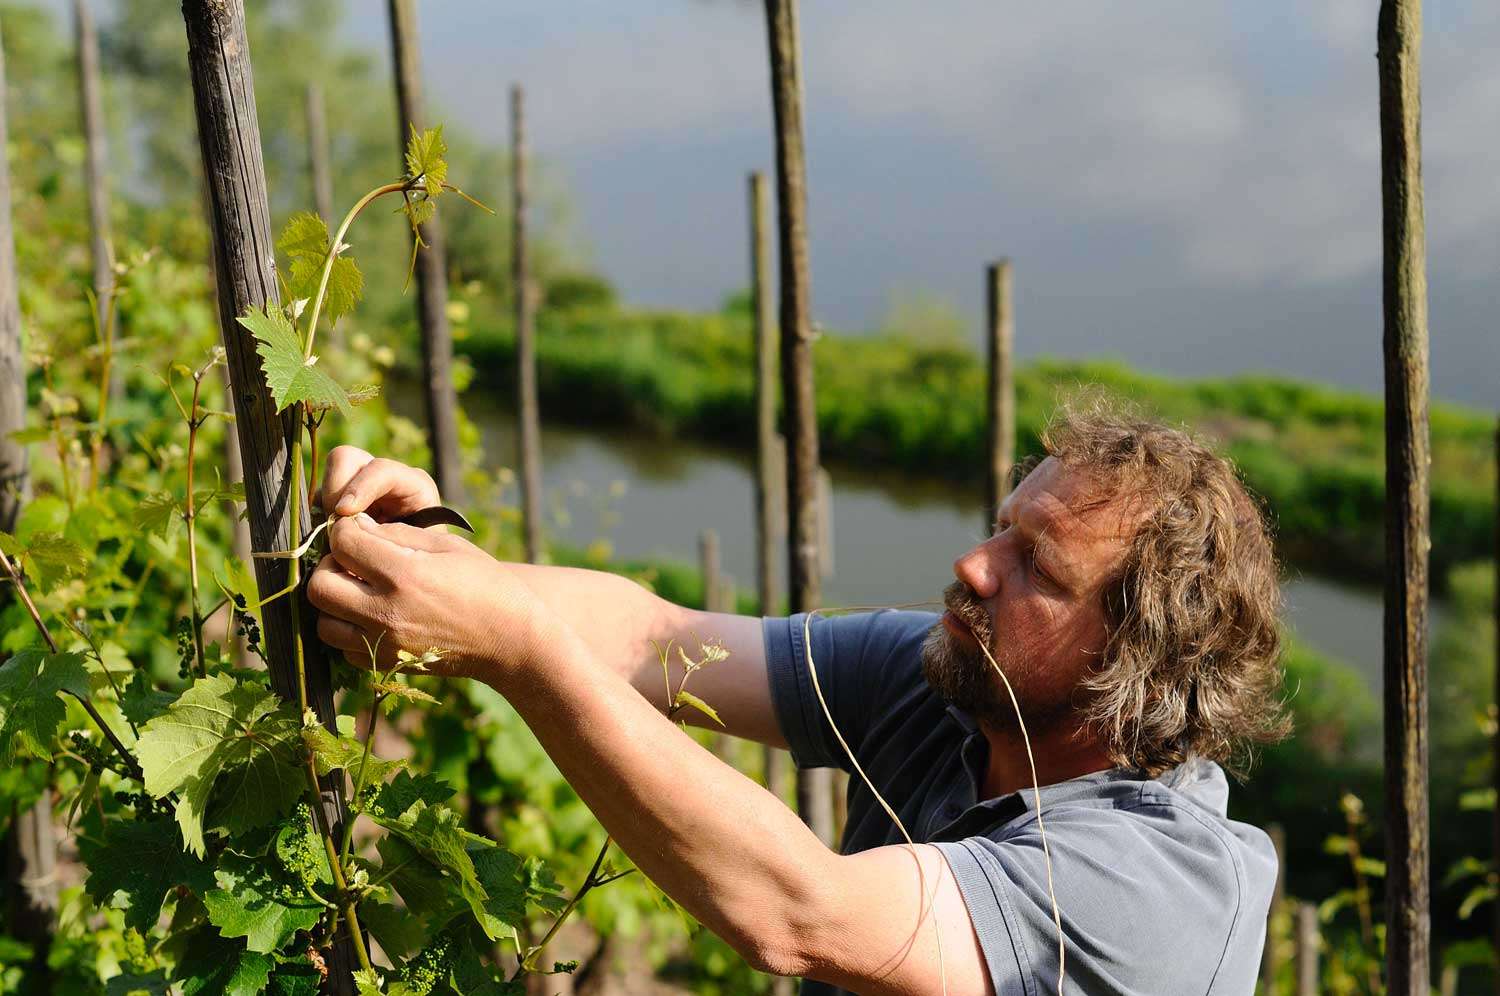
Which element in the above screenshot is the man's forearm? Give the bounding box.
[490,622,830,975]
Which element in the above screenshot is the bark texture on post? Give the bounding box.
[73,0,112,340]
[984,259,1015,523]
[386,0,464,504]
[1,20,57,979]
[1377,2,1431,990]
[512,83,544,563]
[763,0,833,847]
[180,3,354,987]
[1261,824,1286,994]
[305,81,334,227]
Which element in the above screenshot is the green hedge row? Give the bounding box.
[457,306,1495,585]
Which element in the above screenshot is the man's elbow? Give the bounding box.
[719,859,835,979]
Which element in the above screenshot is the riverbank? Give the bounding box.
[450,305,1494,586]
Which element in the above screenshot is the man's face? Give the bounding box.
[922,457,1138,733]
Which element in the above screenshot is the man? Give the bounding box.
[308,403,1290,995]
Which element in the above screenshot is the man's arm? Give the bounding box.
[318,445,785,745]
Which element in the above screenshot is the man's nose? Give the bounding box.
[953,538,1001,600]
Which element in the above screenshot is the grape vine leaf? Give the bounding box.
[173,930,275,996]
[104,971,169,995]
[0,530,90,592]
[268,966,323,996]
[302,723,407,784]
[278,211,364,325]
[136,674,305,856]
[79,817,214,932]
[359,900,427,961]
[0,650,90,761]
[134,491,180,537]
[404,124,448,197]
[120,671,177,727]
[358,769,454,819]
[201,852,323,953]
[353,969,385,996]
[673,689,723,727]
[235,305,351,417]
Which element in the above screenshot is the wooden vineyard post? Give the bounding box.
[763,0,834,847]
[386,0,465,504]
[73,0,113,349]
[179,3,357,988]
[1294,903,1319,996]
[305,81,334,226]
[1377,1,1432,990]
[985,259,1015,523]
[512,83,544,563]
[1261,824,1286,994]
[0,19,57,982]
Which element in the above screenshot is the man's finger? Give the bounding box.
[315,612,368,653]
[320,445,374,513]
[330,458,440,520]
[306,553,380,620]
[326,514,423,589]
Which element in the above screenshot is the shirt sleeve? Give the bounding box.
[761,610,936,771]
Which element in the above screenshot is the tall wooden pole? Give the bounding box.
[984,259,1015,524]
[1377,1,1431,990]
[1261,824,1286,994]
[0,19,57,983]
[386,0,465,504]
[73,0,112,344]
[512,83,543,564]
[305,81,334,227]
[1294,903,1320,996]
[763,0,833,847]
[180,3,355,988]
[749,171,792,836]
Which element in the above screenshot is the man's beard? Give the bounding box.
[921,580,1070,732]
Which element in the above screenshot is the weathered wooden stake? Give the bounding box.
[1261,824,1286,994]
[1377,1,1431,990]
[985,259,1015,524]
[386,0,465,504]
[0,19,57,982]
[512,83,544,563]
[180,3,355,987]
[1294,903,1319,996]
[763,0,834,849]
[817,466,833,579]
[304,81,334,226]
[73,0,112,345]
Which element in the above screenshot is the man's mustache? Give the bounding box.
[942,580,993,649]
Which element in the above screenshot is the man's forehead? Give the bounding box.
[1002,458,1140,544]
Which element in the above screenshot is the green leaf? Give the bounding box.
[360,900,428,961]
[1459,787,1497,811]
[276,210,330,262]
[120,671,177,727]
[173,931,275,996]
[0,650,90,761]
[202,852,323,953]
[235,305,351,417]
[268,966,324,996]
[135,491,181,537]
[469,844,528,937]
[373,680,439,706]
[404,124,448,197]
[673,689,723,727]
[302,723,407,783]
[136,674,304,856]
[279,210,364,326]
[370,800,502,938]
[106,971,170,996]
[353,968,385,996]
[375,835,458,923]
[358,770,454,820]
[80,816,215,933]
[13,531,90,591]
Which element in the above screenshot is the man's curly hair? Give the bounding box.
[1038,401,1292,777]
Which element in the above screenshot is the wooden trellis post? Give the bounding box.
[1294,903,1319,996]
[1377,0,1431,990]
[763,0,834,848]
[179,3,356,988]
[73,0,112,345]
[305,81,334,227]
[985,259,1015,524]
[0,18,57,983]
[1261,824,1286,993]
[386,0,465,504]
[512,83,544,563]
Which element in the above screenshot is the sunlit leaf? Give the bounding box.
[135,491,181,537]
[673,689,723,727]
[0,650,90,761]
[80,816,214,932]
[202,852,323,953]
[236,305,351,417]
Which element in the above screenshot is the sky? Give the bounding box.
[39,0,1500,406]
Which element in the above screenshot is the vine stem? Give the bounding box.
[302,180,406,361]
[0,549,142,780]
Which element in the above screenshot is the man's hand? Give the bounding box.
[307,513,565,683]
[320,445,443,524]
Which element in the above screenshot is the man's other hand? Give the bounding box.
[320,445,442,525]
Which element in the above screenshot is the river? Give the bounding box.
[398,385,1413,695]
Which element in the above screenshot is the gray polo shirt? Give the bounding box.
[763,610,1277,996]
